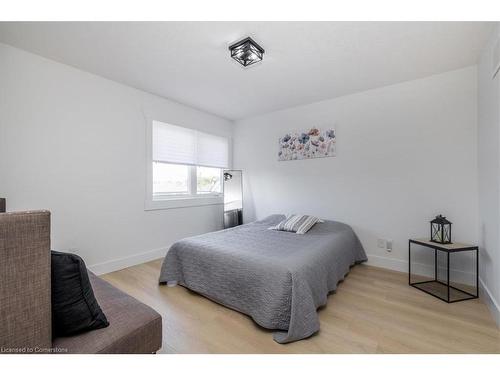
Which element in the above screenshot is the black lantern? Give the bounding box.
[430,215,452,244]
[229,37,265,67]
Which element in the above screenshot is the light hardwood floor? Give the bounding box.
[102,259,500,354]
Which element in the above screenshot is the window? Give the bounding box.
[153,162,189,196]
[146,120,229,210]
[152,163,223,197]
[197,166,222,194]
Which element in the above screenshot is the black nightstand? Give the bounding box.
[408,239,478,303]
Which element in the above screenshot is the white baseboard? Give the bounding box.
[366,253,476,286]
[86,249,499,328]
[88,246,168,275]
[366,254,408,273]
[479,277,500,328]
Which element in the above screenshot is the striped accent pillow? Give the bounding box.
[270,214,322,234]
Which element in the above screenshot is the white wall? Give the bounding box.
[0,43,233,274]
[477,23,500,326]
[0,40,490,308]
[234,67,479,282]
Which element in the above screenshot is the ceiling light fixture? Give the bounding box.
[229,37,265,67]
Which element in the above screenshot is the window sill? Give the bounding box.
[145,195,223,211]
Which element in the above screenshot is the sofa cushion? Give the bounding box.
[51,251,109,337]
[52,273,162,354]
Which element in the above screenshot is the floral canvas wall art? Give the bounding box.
[278,128,336,161]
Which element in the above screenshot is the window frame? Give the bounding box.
[145,116,226,211]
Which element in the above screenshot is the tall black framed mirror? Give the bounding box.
[223,170,243,228]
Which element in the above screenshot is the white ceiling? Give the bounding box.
[0,22,494,120]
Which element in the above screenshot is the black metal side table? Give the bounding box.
[408,239,478,303]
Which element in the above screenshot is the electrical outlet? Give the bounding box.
[377,238,386,248]
[386,239,393,252]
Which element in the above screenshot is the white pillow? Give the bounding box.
[269,214,323,234]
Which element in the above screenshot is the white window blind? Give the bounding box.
[197,132,229,169]
[153,120,229,168]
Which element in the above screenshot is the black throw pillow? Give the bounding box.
[51,251,109,337]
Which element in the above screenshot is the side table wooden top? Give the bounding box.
[410,238,478,252]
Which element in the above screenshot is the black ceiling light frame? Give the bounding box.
[229,37,265,67]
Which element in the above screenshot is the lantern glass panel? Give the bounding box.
[431,223,441,242]
[443,225,450,243]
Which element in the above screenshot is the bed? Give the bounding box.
[159,214,367,343]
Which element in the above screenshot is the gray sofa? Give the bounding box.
[0,210,162,354]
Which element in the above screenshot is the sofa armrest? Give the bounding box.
[0,211,51,353]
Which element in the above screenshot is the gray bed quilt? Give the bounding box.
[159,214,367,343]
